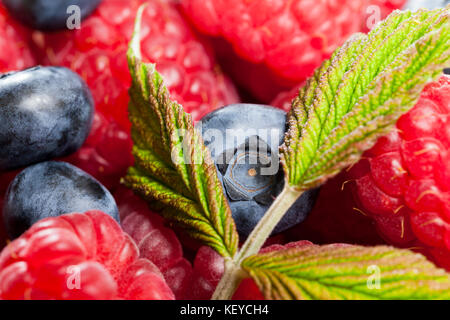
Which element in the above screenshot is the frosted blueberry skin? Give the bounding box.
[3,161,119,239]
[0,66,94,171]
[198,104,319,237]
[2,0,102,31]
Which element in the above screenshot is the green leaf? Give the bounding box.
[242,244,450,300]
[122,6,238,258]
[282,7,450,190]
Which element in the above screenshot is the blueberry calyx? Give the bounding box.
[221,136,278,205]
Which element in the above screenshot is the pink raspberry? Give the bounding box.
[115,187,193,299]
[0,210,174,300]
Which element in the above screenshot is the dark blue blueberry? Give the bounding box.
[0,66,94,171]
[2,0,102,31]
[198,104,319,237]
[3,161,119,239]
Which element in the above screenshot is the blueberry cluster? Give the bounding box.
[0,65,119,238]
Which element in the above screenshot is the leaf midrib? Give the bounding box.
[253,267,448,300]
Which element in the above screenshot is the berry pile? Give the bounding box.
[272,75,450,270]
[33,0,239,128]
[181,0,405,102]
[0,211,174,300]
[116,188,288,300]
[32,0,239,189]
[0,0,448,301]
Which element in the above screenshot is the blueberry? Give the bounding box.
[3,161,119,239]
[198,104,319,237]
[2,0,102,31]
[0,66,94,171]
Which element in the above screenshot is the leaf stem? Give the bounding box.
[212,259,248,300]
[212,184,303,300]
[237,185,303,263]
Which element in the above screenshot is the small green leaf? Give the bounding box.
[122,6,238,258]
[282,7,450,190]
[242,244,450,300]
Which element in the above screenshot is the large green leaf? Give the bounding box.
[122,6,238,258]
[242,244,450,300]
[282,7,450,190]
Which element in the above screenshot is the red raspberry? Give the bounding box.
[0,210,174,300]
[63,113,133,190]
[32,0,239,129]
[0,4,35,73]
[231,278,265,300]
[115,187,193,299]
[184,245,224,300]
[182,0,389,102]
[185,237,299,300]
[232,241,315,300]
[182,0,406,102]
[285,171,385,246]
[346,76,450,270]
[271,83,304,111]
